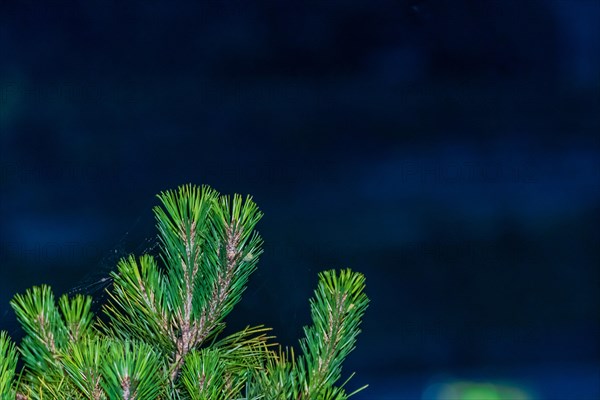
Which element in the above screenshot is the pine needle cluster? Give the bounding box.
[0,184,368,399]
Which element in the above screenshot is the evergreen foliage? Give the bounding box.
[1,184,368,399]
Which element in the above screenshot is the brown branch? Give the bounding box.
[121,375,135,400]
[169,219,242,381]
[305,293,347,397]
[36,313,59,358]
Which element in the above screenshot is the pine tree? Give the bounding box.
[0,184,368,399]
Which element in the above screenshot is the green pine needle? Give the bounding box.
[60,337,106,399]
[0,331,18,398]
[101,340,166,399]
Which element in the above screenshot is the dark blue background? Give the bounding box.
[1,1,599,398]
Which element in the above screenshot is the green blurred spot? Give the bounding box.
[461,386,501,400]
[436,381,532,400]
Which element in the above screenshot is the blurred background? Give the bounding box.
[1,0,599,398]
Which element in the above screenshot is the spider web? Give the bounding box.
[1,204,281,347]
[0,209,160,340]
[65,214,161,312]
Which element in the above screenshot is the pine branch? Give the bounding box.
[1,331,18,399]
[10,286,96,395]
[103,185,265,384]
[100,340,166,400]
[179,348,244,399]
[247,269,368,399]
[154,185,217,367]
[60,338,106,400]
[168,191,263,380]
[10,286,66,371]
[103,254,173,351]
[298,269,369,397]
[4,184,369,399]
